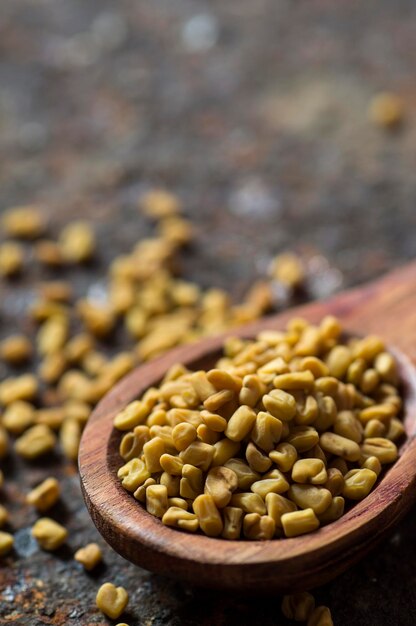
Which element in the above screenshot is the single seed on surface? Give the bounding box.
[74,543,102,570]
[96,582,129,620]
[31,518,67,551]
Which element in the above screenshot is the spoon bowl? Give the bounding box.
[79,262,416,592]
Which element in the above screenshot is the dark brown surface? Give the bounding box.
[1,1,416,625]
[80,263,416,593]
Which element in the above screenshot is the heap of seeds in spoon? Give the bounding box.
[115,315,403,540]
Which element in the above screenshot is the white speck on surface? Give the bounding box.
[87,281,109,305]
[181,14,219,52]
[229,178,280,218]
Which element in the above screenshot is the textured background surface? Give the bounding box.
[1,1,416,624]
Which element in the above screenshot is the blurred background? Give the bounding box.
[1,1,416,625]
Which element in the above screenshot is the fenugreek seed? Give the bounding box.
[329,457,349,475]
[222,458,259,490]
[282,592,316,622]
[0,335,32,364]
[119,426,150,461]
[225,405,256,442]
[0,242,24,276]
[15,424,56,459]
[159,453,184,475]
[251,472,290,498]
[307,605,333,626]
[141,437,164,473]
[26,478,60,512]
[346,358,367,385]
[364,419,386,438]
[243,513,275,540]
[352,335,384,361]
[37,316,68,356]
[34,407,65,431]
[203,389,235,412]
[96,582,129,620]
[77,300,115,338]
[374,352,398,385]
[343,469,378,500]
[200,410,227,433]
[296,395,319,425]
[239,374,266,407]
[334,410,363,443]
[59,221,95,263]
[360,369,380,394]
[158,473,179,498]
[0,531,14,556]
[60,418,81,461]
[361,455,382,476]
[318,496,345,524]
[140,188,181,218]
[269,442,298,472]
[368,92,403,129]
[179,464,203,499]
[258,357,289,377]
[262,389,297,421]
[114,401,150,431]
[386,417,406,442]
[314,395,337,432]
[292,459,327,485]
[294,326,322,357]
[2,205,44,238]
[32,518,67,551]
[324,468,344,496]
[146,484,169,518]
[133,478,156,502]
[197,423,221,445]
[3,400,35,435]
[118,458,150,491]
[271,252,304,287]
[281,508,320,537]
[192,494,223,537]
[172,422,198,451]
[265,493,297,528]
[179,441,214,471]
[319,316,342,341]
[74,543,102,570]
[299,357,329,378]
[212,439,241,467]
[245,441,272,473]
[35,240,65,267]
[188,371,216,401]
[221,506,243,539]
[0,374,38,406]
[325,345,352,379]
[167,408,202,428]
[65,334,95,364]
[320,432,361,462]
[251,412,282,453]
[288,485,332,514]
[0,505,9,528]
[205,466,238,508]
[230,492,267,515]
[168,497,188,510]
[361,437,398,464]
[359,403,396,423]
[162,506,199,532]
[287,426,320,452]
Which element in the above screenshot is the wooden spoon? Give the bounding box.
[79,262,416,592]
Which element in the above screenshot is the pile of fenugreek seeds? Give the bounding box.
[0,194,398,625]
[115,317,402,542]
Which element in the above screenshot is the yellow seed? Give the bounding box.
[35,407,65,430]
[292,459,327,485]
[251,411,282,452]
[288,484,332,514]
[39,352,68,384]
[324,468,344,496]
[114,401,150,430]
[318,496,345,524]
[0,505,9,528]
[343,468,377,500]
[77,300,115,338]
[296,395,319,425]
[314,395,337,432]
[263,389,297,421]
[368,92,403,129]
[162,506,199,532]
[15,424,56,459]
[60,418,82,461]
[243,513,275,540]
[204,466,238,508]
[307,605,334,626]
[246,441,272,473]
[37,315,69,356]
[140,188,181,218]
[282,592,316,621]
[239,374,267,407]
[172,422,198,451]
[361,437,398,464]
[160,453,184,475]
[200,410,227,433]
[352,335,384,361]
[325,345,352,379]
[320,432,361,462]
[74,543,102,570]
[32,518,67,550]
[59,221,95,263]
[359,403,396,423]
[270,252,304,287]
[0,374,38,405]
[26,478,60,512]
[167,497,188,510]
[281,508,320,537]
[2,205,45,238]
[211,439,240,467]
[364,419,386,439]
[197,423,220,445]
[222,506,243,539]
[386,417,406,442]
[265,493,297,529]
[0,335,32,364]
[203,389,234,412]
[146,484,169,518]
[96,582,129,620]
[251,472,290,498]
[225,405,257,442]
[334,410,363,443]
[179,441,214,471]
[119,427,150,461]
[374,352,398,385]
[118,458,150,491]
[134,477,157,502]
[361,455,382,476]
[0,242,24,276]
[192,494,223,537]
[0,531,14,556]
[142,437,165,473]
[180,464,204,499]
[360,368,380,394]
[269,442,298,472]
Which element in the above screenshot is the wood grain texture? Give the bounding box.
[79,262,416,592]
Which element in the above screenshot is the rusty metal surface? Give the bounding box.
[1,1,416,624]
